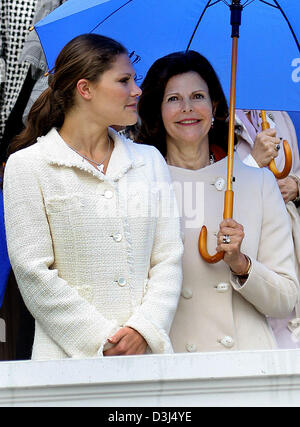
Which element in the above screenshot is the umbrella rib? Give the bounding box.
[186,0,221,52]
[258,0,277,8]
[89,0,134,33]
[212,0,226,7]
[243,0,255,6]
[271,0,300,53]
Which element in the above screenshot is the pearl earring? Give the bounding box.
[211,116,215,128]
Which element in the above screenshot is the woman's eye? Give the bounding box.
[120,78,130,84]
[194,93,204,99]
[167,96,178,102]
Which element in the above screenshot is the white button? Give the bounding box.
[186,343,197,353]
[104,190,113,199]
[214,177,226,191]
[112,233,122,242]
[181,288,193,299]
[216,282,229,293]
[220,336,235,348]
[117,277,127,287]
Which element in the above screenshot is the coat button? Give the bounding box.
[112,233,123,242]
[117,277,127,287]
[220,336,235,348]
[216,282,229,292]
[181,288,193,299]
[186,343,197,353]
[104,190,113,199]
[214,177,226,191]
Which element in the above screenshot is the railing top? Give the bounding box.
[0,349,300,389]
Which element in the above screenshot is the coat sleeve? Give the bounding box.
[125,147,183,353]
[230,168,299,318]
[3,152,119,359]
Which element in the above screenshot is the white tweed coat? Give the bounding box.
[3,128,183,360]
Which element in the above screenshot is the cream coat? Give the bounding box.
[3,128,183,360]
[169,154,299,353]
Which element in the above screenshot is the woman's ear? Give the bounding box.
[76,79,92,100]
[212,102,218,117]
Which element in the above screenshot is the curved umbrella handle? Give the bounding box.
[199,29,238,264]
[198,226,224,264]
[261,111,292,179]
[198,190,234,264]
[268,140,292,179]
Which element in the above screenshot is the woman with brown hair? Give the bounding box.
[3,34,183,360]
[136,50,299,353]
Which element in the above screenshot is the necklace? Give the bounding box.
[65,135,111,173]
[166,152,215,167]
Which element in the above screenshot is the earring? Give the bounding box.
[211,116,215,128]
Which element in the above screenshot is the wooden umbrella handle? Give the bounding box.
[198,32,238,264]
[198,2,242,264]
[198,190,234,264]
[261,111,292,179]
[198,226,224,264]
[269,140,292,179]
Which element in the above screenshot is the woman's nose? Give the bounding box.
[132,81,142,97]
[181,99,193,112]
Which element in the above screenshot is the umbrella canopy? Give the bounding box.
[34,0,300,111]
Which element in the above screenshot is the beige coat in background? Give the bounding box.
[236,110,300,347]
[169,154,299,353]
[3,128,183,361]
[235,111,300,179]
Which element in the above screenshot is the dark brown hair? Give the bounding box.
[136,50,230,157]
[7,33,127,158]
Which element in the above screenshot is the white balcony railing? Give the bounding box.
[0,349,300,407]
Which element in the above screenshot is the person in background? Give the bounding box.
[3,34,183,361]
[136,50,299,353]
[0,189,10,310]
[235,109,300,348]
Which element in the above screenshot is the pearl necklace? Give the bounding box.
[64,135,111,173]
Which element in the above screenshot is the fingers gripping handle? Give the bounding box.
[198,190,234,264]
[261,110,292,179]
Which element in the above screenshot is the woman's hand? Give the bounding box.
[103,326,148,356]
[251,129,281,167]
[216,219,249,274]
[277,176,299,204]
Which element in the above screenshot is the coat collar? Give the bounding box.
[38,127,145,181]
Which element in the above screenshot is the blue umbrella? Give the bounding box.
[34,0,300,263]
[34,0,300,111]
